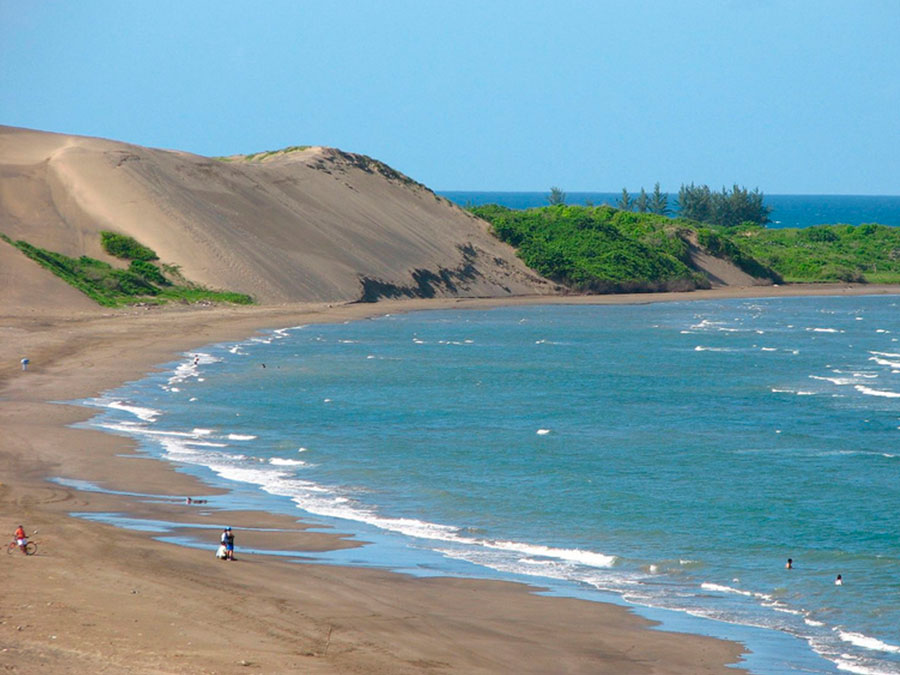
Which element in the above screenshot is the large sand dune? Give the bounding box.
[0,126,554,309]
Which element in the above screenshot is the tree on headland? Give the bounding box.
[677,183,770,227]
[635,188,649,213]
[649,182,669,215]
[547,186,566,205]
[617,188,633,211]
[677,183,713,224]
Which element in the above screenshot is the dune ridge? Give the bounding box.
[0,125,554,309]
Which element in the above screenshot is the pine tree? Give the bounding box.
[617,188,633,211]
[547,186,566,205]
[649,182,669,215]
[635,188,649,213]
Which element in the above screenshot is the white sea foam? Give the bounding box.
[838,631,900,654]
[158,437,227,460]
[810,375,855,386]
[831,657,897,675]
[694,346,732,352]
[690,319,726,330]
[761,347,777,352]
[269,458,306,466]
[103,400,162,422]
[868,355,900,369]
[203,458,623,571]
[700,583,772,602]
[536,429,551,435]
[807,327,842,333]
[486,541,616,568]
[855,385,900,398]
[227,434,257,441]
[97,422,219,441]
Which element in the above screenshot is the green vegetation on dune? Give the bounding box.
[728,223,900,283]
[212,145,312,162]
[473,202,900,292]
[1,233,253,307]
[471,204,709,292]
[100,231,159,261]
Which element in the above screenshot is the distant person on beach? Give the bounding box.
[221,527,235,560]
[14,524,28,553]
[786,558,793,569]
[20,358,29,371]
[835,574,843,585]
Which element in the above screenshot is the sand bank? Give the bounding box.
[3,285,896,673]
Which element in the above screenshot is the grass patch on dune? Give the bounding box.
[726,223,900,283]
[1,233,253,307]
[213,145,313,162]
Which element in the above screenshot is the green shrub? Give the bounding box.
[3,232,253,306]
[129,259,170,285]
[732,223,900,283]
[472,204,704,292]
[101,231,158,261]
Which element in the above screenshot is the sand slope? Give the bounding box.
[0,126,554,308]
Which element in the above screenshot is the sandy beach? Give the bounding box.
[2,284,898,673]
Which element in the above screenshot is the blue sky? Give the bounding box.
[2,1,898,194]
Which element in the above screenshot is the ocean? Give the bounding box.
[438,191,900,228]
[78,294,900,674]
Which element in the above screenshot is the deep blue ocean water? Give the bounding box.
[438,191,900,228]
[80,295,900,674]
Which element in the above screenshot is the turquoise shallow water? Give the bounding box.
[82,295,900,674]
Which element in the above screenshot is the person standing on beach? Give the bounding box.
[221,527,235,561]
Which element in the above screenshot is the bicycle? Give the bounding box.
[7,540,37,556]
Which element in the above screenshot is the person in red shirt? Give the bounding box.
[14,525,27,553]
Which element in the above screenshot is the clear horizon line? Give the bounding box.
[436,189,900,198]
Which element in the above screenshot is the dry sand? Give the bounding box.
[3,285,898,674]
[0,125,555,306]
